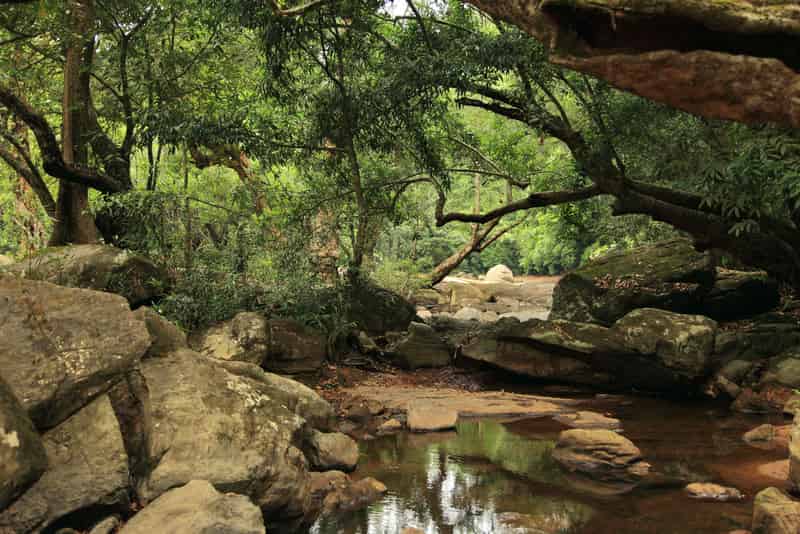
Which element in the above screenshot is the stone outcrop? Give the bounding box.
[459,310,717,391]
[0,275,151,429]
[0,395,129,533]
[190,312,269,366]
[4,244,168,306]
[0,375,47,510]
[304,431,359,472]
[612,308,717,381]
[265,319,327,374]
[137,350,316,517]
[552,429,650,489]
[549,239,714,326]
[119,480,265,534]
[388,322,451,369]
[752,487,800,534]
[191,313,327,373]
[407,404,458,432]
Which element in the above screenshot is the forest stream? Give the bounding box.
[311,392,789,534]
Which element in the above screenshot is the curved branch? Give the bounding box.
[436,185,602,226]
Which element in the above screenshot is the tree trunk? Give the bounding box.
[50,0,97,246]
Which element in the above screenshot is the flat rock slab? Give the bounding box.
[554,411,621,430]
[407,405,458,432]
[342,385,582,420]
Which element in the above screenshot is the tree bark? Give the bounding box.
[462,0,800,128]
[49,0,97,246]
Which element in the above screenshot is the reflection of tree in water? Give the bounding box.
[311,420,593,534]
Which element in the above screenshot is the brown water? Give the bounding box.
[310,394,790,534]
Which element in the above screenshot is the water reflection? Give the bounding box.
[311,420,593,534]
[311,393,795,534]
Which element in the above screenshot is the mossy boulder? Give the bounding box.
[389,322,452,369]
[549,239,714,326]
[4,245,168,307]
[345,278,415,335]
[700,269,780,321]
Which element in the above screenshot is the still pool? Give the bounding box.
[310,395,789,534]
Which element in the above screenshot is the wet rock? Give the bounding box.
[88,516,120,534]
[304,430,359,472]
[6,244,168,306]
[720,360,754,385]
[713,315,800,365]
[265,319,326,374]
[552,429,650,487]
[120,480,265,534]
[0,276,151,429]
[190,311,269,366]
[306,470,349,513]
[389,322,451,369]
[732,386,794,414]
[137,350,326,519]
[0,375,47,510]
[0,395,129,533]
[321,477,387,515]
[133,306,187,357]
[407,404,458,432]
[345,278,416,335]
[611,308,717,381]
[486,264,514,282]
[752,487,800,534]
[549,239,714,326]
[554,411,621,430]
[685,482,744,502]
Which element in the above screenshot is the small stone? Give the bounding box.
[305,431,359,472]
[407,405,458,432]
[685,482,744,502]
[378,419,403,434]
[554,411,622,430]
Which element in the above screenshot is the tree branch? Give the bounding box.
[436,185,602,225]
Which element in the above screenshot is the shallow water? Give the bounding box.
[310,394,790,534]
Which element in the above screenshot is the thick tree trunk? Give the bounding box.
[50,0,97,246]
[463,0,800,128]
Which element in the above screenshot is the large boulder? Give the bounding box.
[752,487,800,534]
[552,429,650,489]
[345,278,416,335]
[190,312,269,366]
[549,239,714,326]
[265,319,327,374]
[304,431,359,472]
[485,264,514,282]
[0,395,129,532]
[0,275,151,429]
[5,244,168,306]
[0,375,47,510]
[388,322,451,369]
[611,308,717,382]
[701,269,780,321]
[713,313,800,365]
[136,350,330,519]
[119,480,265,534]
